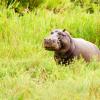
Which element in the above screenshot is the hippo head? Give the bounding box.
[44,29,72,52]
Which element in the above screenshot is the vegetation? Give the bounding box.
[0,0,100,99]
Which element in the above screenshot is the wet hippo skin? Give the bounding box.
[44,29,100,64]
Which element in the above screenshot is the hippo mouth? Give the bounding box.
[45,47,55,51]
[44,45,60,51]
[44,40,61,51]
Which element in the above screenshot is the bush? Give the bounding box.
[70,0,100,13]
[0,0,44,10]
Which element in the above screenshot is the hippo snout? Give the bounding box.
[44,38,55,44]
[44,38,61,51]
[44,38,56,48]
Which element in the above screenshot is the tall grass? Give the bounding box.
[0,1,100,99]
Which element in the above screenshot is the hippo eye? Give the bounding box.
[58,32,66,36]
[58,37,61,41]
[58,32,62,35]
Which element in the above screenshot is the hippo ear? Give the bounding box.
[63,29,71,36]
[63,29,66,32]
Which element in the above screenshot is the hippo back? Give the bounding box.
[72,38,100,61]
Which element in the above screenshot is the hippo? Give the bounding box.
[44,29,100,64]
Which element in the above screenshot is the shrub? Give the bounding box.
[0,0,44,10]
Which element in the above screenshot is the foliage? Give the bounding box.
[0,0,44,11]
[70,0,100,13]
[0,0,100,13]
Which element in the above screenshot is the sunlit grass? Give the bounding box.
[0,2,100,99]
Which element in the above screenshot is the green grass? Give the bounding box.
[0,2,100,99]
